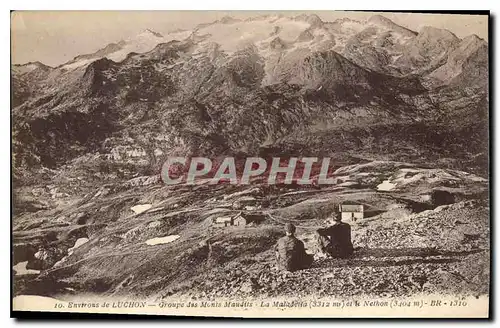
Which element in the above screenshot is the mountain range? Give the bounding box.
[12,14,489,185]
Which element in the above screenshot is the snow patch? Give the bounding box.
[145,235,180,245]
[131,204,152,214]
[106,30,190,62]
[13,261,40,276]
[195,18,310,54]
[53,237,90,267]
[68,238,89,255]
[61,58,95,70]
[377,180,396,191]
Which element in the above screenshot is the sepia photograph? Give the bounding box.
[10,10,490,318]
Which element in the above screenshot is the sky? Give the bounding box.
[11,11,489,66]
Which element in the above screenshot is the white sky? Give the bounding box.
[11,11,488,66]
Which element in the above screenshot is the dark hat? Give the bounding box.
[284,223,296,234]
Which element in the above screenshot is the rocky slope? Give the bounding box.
[12,161,488,299]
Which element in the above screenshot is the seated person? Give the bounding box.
[275,223,313,271]
[315,212,354,258]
